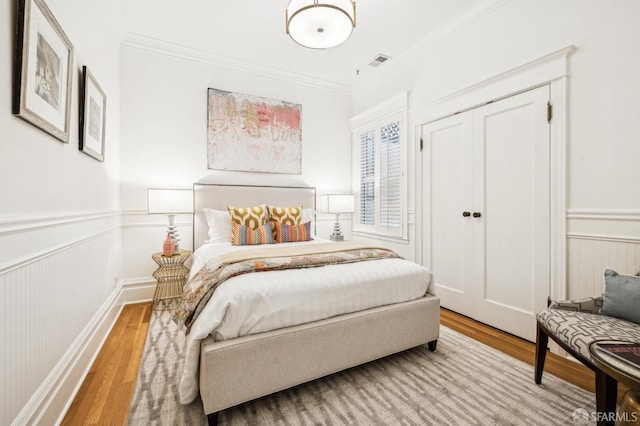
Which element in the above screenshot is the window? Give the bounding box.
[359,130,375,226]
[352,110,406,239]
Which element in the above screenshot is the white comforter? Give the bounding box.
[179,239,434,404]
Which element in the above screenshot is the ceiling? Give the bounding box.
[114,0,483,88]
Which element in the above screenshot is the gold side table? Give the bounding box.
[151,250,191,311]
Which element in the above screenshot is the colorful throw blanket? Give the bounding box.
[172,245,400,333]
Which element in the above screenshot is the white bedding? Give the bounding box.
[179,239,434,404]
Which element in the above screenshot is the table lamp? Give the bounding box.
[147,188,193,252]
[318,194,355,241]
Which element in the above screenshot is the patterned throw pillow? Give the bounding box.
[270,221,313,243]
[227,204,267,229]
[267,205,302,224]
[267,205,302,241]
[231,222,274,246]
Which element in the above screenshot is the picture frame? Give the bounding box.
[79,66,107,161]
[207,88,302,174]
[13,0,74,143]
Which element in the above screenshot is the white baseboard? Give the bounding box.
[119,276,156,305]
[13,278,155,426]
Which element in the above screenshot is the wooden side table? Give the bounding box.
[151,250,191,311]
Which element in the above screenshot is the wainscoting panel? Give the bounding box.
[567,236,640,299]
[566,209,640,300]
[1,213,121,426]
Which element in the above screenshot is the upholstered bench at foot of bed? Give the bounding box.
[535,306,640,421]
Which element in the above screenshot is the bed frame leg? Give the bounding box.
[207,411,219,426]
[428,339,438,351]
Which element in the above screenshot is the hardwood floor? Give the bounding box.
[440,308,595,393]
[62,304,598,425]
[61,303,152,426]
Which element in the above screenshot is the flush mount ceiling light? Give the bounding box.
[286,0,356,49]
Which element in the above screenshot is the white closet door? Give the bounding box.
[421,113,473,315]
[421,85,550,342]
[471,85,550,342]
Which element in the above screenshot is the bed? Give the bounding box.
[179,183,440,425]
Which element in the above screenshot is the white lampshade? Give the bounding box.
[286,0,356,49]
[147,189,193,214]
[318,194,355,214]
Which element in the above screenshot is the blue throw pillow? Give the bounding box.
[600,269,640,324]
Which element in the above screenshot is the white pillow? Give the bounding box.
[203,208,231,243]
[301,208,316,236]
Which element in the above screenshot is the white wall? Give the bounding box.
[0,0,123,423]
[119,44,352,281]
[7,2,639,422]
[352,0,640,296]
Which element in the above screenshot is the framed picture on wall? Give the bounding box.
[207,88,302,174]
[79,66,106,161]
[13,0,74,143]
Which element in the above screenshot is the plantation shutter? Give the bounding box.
[379,120,401,230]
[359,130,375,226]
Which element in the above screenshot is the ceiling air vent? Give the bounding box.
[368,54,390,68]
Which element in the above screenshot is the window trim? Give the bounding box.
[351,92,408,240]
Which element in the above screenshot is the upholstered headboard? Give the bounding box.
[193,183,316,249]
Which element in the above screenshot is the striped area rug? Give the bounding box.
[127,310,596,425]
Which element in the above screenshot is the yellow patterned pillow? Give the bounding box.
[227,204,267,229]
[267,205,302,241]
[267,205,302,225]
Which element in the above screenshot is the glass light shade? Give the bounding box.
[286,0,356,49]
[147,189,193,214]
[318,194,355,213]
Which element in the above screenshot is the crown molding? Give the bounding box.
[121,33,352,96]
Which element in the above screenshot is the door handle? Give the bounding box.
[462,211,471,217]
[473,212,482,218]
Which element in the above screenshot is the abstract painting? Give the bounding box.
[207,88,302,174]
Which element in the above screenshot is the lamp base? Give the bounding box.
[166,214,181,255]
[330,216,344,241]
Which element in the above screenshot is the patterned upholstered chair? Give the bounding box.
[535,289,640,418]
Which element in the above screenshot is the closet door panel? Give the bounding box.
[422,113,472,311]
[473,85,550,341]
[483,103,536,310]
